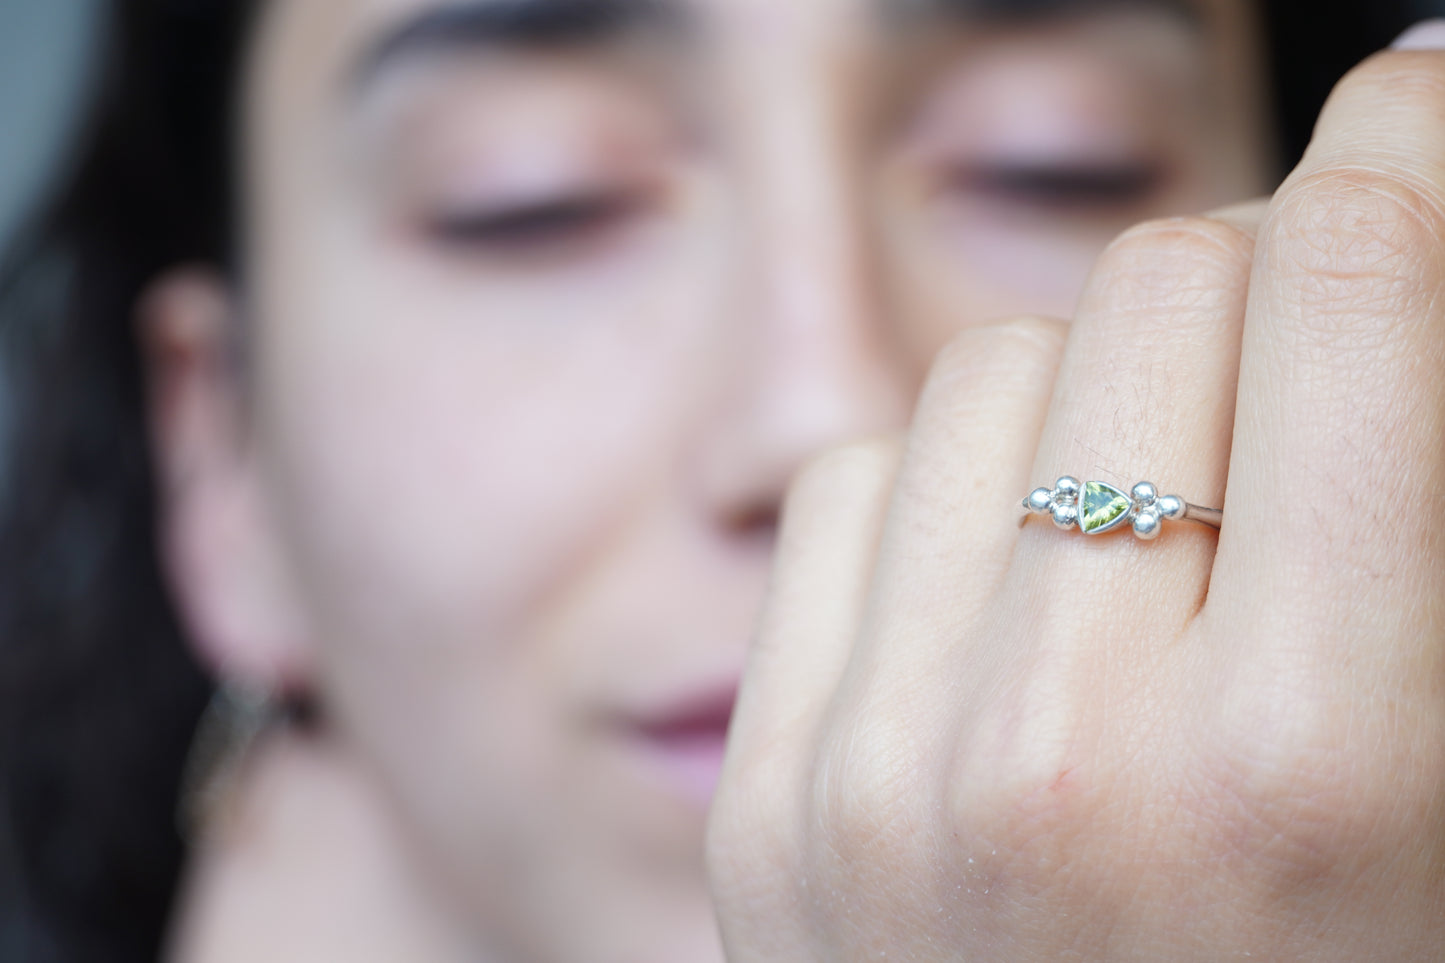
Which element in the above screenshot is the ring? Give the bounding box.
[1023,477,1222,540]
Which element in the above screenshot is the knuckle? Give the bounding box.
[942,683,1102,856]
[1265,166,1445,346]
[707,751,804,903]
[811,711,933,875]
[939,753,1110,905]
[1103,215,1257,274]
[1327,48,1445,125]
[1088,216,1255,324]
[785,438,900,519]
[925,315,1066,402]
[1271,166,1445,271]
[1195,684,1445,896]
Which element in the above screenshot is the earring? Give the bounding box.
[176,680,281,841]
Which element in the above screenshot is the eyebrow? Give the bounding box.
[889,0,1202,30]
[353,0,688,91]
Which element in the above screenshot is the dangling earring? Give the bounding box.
[176,680,281,841]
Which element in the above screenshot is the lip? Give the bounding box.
[619,680,738,808]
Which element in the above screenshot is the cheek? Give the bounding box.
[252,194,719,640]
[244,257,712,894]
[248,238,717,714]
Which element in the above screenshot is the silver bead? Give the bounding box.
[1027,488,1054,513]
[1052,503,1079,529]
[1132,509,1162,540]
[1055,476,1081,497]
[1157,495,1186,520]
[1131,481,1157,506]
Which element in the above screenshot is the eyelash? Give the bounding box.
[426,190,652,256]
[954,163,1162,208]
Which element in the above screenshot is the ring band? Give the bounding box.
[1023,477,1222,540]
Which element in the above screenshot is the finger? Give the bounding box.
[710,439,899,959]
[1216,47,1445,642]
[844,317,1066,699]
[724,438,901,768]
[1018,211,1256,624]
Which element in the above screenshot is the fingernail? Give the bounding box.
[1392,19,1445,50]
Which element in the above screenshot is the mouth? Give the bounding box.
[622,683,737,808]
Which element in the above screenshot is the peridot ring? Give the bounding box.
[1023,477,1222,541]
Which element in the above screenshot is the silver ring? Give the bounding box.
[1023,477,1222,541]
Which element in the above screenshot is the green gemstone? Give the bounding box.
[1080,481,1131,534]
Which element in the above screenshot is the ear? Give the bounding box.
[138,268,314,695]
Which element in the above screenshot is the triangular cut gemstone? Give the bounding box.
[1080,481,1131,535]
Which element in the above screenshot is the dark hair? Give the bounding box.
[0,0,1422,959]
[0,2,255,960]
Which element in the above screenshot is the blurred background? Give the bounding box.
[0,0,101,487]
[0,1,101,256]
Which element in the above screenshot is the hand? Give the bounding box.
[708,39,1445,962]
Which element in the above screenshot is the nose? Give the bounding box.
[694,38,913,541]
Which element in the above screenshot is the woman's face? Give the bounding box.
[175,0,1270,958]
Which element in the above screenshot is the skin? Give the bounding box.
[138,0,1280,959]
[711,25,1445,963]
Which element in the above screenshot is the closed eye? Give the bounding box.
[953,163,1163,208]
[425,189,656,259]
